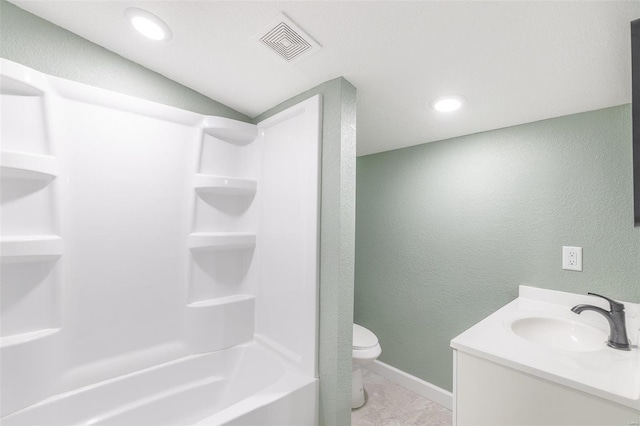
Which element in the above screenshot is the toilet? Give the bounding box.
[352,323,382,409]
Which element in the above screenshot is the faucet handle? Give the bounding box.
[587,292,625,312]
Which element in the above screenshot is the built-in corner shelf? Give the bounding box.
[185,294,255,353]
[0,328,60,349]
[193,174,257,196]
[1,151,59,180]
[188,232,256,251]
[0,75,45,97]
[202,117,258,145]
[1,235,63,259]
[0,326,61,417]
[187,294,255,308]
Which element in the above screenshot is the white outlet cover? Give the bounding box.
[562,246,583,272]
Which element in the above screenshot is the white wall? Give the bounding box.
[56,99,197,391]
[256,96,321,376]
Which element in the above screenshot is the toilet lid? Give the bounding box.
[353,324,378,349]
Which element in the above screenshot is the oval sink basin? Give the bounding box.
[510,317,607,352]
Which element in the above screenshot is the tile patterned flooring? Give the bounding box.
[351,369,452,426]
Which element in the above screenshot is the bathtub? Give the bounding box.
[1,339,317,426]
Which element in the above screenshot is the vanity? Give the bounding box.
[451,286,640,426]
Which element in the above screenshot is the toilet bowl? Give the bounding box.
[352,324,382,409]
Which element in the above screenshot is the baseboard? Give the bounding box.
[364,360,453,410]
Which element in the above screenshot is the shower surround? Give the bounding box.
[0,59,321,425]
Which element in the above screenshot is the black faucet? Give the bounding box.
[571,293,630,351]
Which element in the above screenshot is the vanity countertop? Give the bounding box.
[451,286,640,411]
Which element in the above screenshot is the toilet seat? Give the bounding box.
[353,324,378,349]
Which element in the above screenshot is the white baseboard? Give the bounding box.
[364,360,453,410]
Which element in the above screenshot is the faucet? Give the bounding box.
[571,293,630,351]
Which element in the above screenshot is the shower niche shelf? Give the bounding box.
[0,328,60,349]
[0,75,45,97]
[187,293,255,308]
[0,327,60,417]
[188,232,256,251]
[1,235,63,259]
[0,151,59,180]
[193,174,257,196]
[185,294,255,353]
[202,117,258,145]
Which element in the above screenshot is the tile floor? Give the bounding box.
[351,369,452,426]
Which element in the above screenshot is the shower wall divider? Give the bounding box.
[0,59,321,425]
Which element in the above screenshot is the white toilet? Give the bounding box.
[352,323,382,409]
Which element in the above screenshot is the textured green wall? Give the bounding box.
[254,78,357,426]
[0,0,248,120]
[355,105,640,392]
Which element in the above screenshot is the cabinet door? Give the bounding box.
[455,351,640,426]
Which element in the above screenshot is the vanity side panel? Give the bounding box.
[452,350,458,426]
[456,352,640,426]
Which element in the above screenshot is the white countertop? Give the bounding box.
[451,286,640,411]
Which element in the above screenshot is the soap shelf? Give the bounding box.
[1,235,63,259]
[0,328,60,349]
[185,293,255,353]
[1,151,59,180]
[0,75,45,97]
[193,174,257,196]
[202,117,258,145]
[187,294,255,308]
[188,232,256,251]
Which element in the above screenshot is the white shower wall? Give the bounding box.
[57,99,197,392]
[0,59,321,423]
[257,101,321,376]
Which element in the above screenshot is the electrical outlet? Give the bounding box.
[563,246,583,271]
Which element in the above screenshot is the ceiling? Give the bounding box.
[11,1,640,156]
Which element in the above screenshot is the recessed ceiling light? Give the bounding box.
[430,96,465,112]
[125,8,172,41]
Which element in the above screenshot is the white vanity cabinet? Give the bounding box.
[451,286,640,426]
[453,350,640,426]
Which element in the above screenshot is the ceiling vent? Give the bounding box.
[256,13,321,64]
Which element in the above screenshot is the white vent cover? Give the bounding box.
[256,13,321,64]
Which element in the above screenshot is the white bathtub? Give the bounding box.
[1,340,317,426]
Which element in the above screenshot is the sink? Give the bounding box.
[452,286,640,410]
[510,316,607,352]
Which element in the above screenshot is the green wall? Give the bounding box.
[254,78,357,426]
[355,105,640,392]
[0,0,248,120]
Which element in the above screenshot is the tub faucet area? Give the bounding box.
[571,293,631,350]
